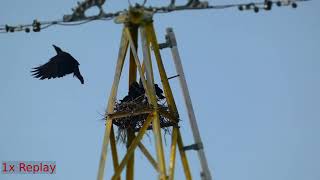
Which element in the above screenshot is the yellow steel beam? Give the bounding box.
[97,27,129,180]
[110,125,121,180]
[145,23,178,115]
[126,129,135,180]
[140,26,154,83]
[98,120,113,180]
[141,25,168,179]
[138,142,158,171]
[128,25,138,85]
[141,61,145,75]
[107,108,153,120]
[140,26,158,104]
[177,130,192,180]
[112,114,154,180]
[158,109,179,123]
[151,111,167,180]
[127,25,139,180]
[125,30,168,180]
[124,27,151,103]
[168,127,178,180]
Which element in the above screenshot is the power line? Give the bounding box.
[0,0,310,33]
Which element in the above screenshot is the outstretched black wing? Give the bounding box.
[31,51,84,84]
[31,54,73,79]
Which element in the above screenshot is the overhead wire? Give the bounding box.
[0,0,310,33]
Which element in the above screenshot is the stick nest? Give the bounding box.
[113,95,174,143]
[105,82,178,144]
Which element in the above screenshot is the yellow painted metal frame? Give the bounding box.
[97,8,192,180]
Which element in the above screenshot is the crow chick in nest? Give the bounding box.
[120,80,166,103]
[121,81,145,102]
[31,45,84,84]
[140,79,165,99]
[154,84,165,99]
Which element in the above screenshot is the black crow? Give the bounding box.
[129,81,145,99]
[31,45,84,84]
[120,80,165,103]
[121,95,133,103]
[154,84,165,99]
[139,79,165,99]
[120,82,145,103]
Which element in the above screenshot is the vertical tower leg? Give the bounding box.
[145,22,192,180]
[140,25,167,180]
[110,125,120,180]
[97,27,129,180]
[127,24,139,180]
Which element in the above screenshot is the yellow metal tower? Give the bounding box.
[97,7,210,180]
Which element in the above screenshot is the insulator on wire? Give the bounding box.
[264,0,273,10]
[276,0,298,8]
[276,1,282,6]
[292,2,297,8]
[5,25,15,32]
[245,4,252,10]
[238,5,244,11]
[5,25,10,32]
[32,20,41,32]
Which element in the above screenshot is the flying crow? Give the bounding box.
[31,45,84,84]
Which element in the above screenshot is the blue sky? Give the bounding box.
[0,0,319,180]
